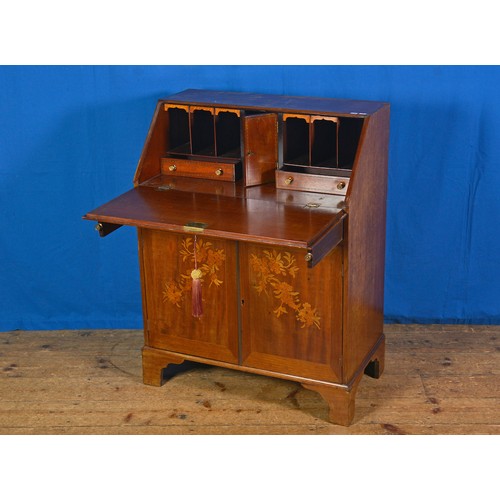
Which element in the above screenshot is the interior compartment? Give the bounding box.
[311,118,338,167]
[191,109,215,156]
[168,107,190,154]
[165,104,364,180]
[282,115,364,172]
[338,117,364,168]
[215,111,241,158]
[283,116,309,166]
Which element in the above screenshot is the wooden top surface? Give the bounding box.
[164,89,387,117]
[84,183,344,248]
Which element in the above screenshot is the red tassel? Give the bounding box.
[191,235,203,318]
[191,269,203,318]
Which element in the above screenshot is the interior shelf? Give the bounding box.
[168,143,191,155]
[282,164,352,178]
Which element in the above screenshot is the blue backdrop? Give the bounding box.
[1,65,499,330]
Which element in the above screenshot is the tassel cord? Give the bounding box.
[191,234,203,318]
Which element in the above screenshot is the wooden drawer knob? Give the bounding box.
[168,164,177,172]
[215,168,224,176]
[285,176,294,185]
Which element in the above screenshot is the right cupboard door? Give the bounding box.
[239,242,343,383]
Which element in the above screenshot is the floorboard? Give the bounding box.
[1,325,499,434]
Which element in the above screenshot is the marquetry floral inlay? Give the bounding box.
[162,237,225,307]
[250,250,321,330]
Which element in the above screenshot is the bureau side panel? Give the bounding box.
[137,227,150,345]
[239,242,343,383]
[140,229,239,363]
[133,102,168,186]
[343,106,390,382]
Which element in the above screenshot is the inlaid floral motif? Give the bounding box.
[250,250,321,330]
[162,237,225,307]
[163,281,185,308]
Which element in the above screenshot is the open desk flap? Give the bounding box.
[83,185,345,266]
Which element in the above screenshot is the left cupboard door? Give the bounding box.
[139,229,239,364]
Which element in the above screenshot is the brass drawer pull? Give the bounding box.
[215,168,224,176]
[337,181,346,190]
[169,164,177,172]
[285,176,294,185]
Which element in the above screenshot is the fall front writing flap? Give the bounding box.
[83,185,344,265]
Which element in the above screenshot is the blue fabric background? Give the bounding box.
[1,65,499,330]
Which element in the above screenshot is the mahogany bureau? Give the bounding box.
[84,89,390,425]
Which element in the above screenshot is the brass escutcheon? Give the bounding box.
[183,221,208,233]
[169,164,177,172]
[285,176,294,185]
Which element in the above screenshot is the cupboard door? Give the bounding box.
[243,113,278,186]
[140,229,239,363]
[239,242,343,383]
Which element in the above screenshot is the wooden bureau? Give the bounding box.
[84,89,390,425]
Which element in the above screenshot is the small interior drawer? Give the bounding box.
[161,158,241,182]
[276,170,349,195]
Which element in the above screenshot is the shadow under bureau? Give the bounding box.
[84,89,390,425]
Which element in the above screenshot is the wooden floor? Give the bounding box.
[0,324,499,434]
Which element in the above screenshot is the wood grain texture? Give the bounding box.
[301,377,361,426]
[142,347,185,386]
[160,157,240,182]
[83,186,344,250]
[165,89,386,117]
[140,230,239,364]
[239,243,343,382]
[306,216,344,268]
[342,104,390,383]
[133,102,168,186]
[1,325,498,434]
[140,176,346,212]
[275,169,349,195]
[84,91,391,427]
[142,175,240,197]
[243,113,278,186]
